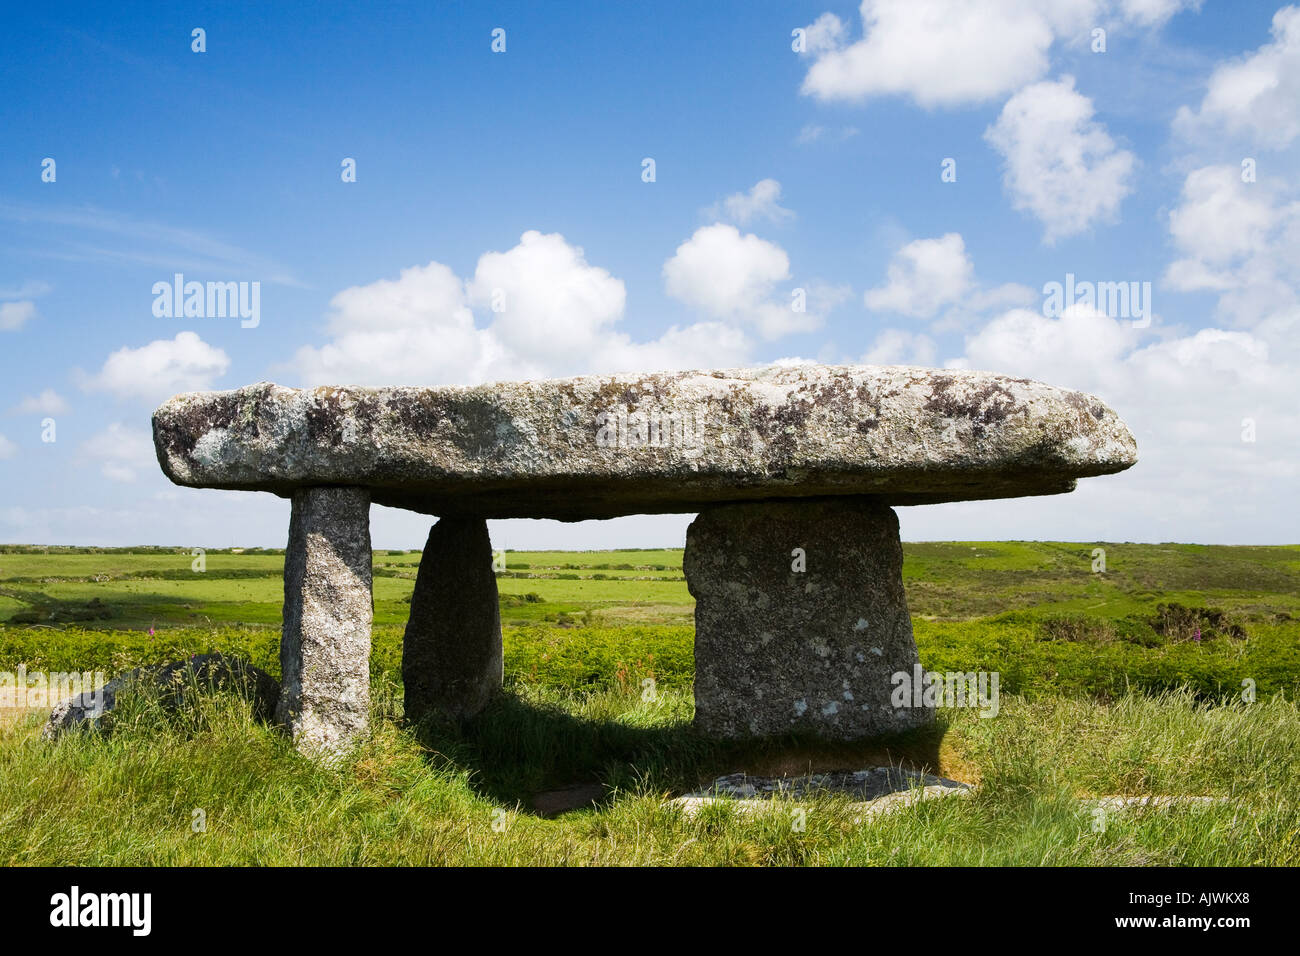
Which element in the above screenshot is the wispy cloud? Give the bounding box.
[0,201,306,288]
[9,389,68,416]
[0,280,52,300]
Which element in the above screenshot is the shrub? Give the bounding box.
[1151,602,1247,642]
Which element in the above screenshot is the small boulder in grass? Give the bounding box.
[43,653,281,740]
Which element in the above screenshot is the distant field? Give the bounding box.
[1,540,1296,700]
[2,540,1298,627]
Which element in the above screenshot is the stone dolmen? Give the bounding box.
[152,364,1137,755]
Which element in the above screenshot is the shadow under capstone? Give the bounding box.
[405,688,956,818]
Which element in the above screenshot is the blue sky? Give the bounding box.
[2,1,1297,549]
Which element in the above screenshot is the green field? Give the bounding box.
[0,541,1297,865]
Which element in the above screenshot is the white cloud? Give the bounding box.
[1174,6,1300,148]
[798,1,1196,107]
[957,305,1140,386]
[861,329,937,367]
[1165,165,1277,285]
[944,301,1299,542]
[799,0,1091,107]
[468,230,627,370]
[1164,165,1300,328]
[1117,0,1200,27]
[799,12,848,54]
[0,301,37,331]
[292,231,758,387]
[863,233,1035,322]
[705,179,795,225]
[864,233,975,317]
[294,260,503,386]
[984,76,1136,243]
[0,434,16,460]
[79,423,156,483]
[11,389,68,416]
[767,356,819,368]
[663,224,814,339]
[83,332,230,402]
[803,280,856,316]
[589,321,752,375]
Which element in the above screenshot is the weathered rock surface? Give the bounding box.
[43,653,279,739]
[671,767,971,819]
[686,497,931,740]
[403,517,503,724]
[1084,795,1229,812]
[152,365,1137,520]
[687,767,969,801]
[276,486,373,756]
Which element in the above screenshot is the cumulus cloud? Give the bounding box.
[942,298,1298,542]
[705,179,795,226]
[10,389,68,416]
[293,260,502,386]
[1164,165,1300,328]
[798,0,1087,107]
[663,224,814,340]
[1165,165,1278,287]
[984,76,1136,243]
[861,329,937,367]
[0,301,37,331]
[0,433,16,460]
[863,233,1034,321]
[799,12,848,54]
[0,278,50,331]
[955,304,1141,385]
[864,233,975,317]
[79,423,156,483]
[467,230,627,369]
[83,332,230,402]
[1174,5,1300,148]
[588,321,752,375]
[292,231,757,387]
[798,1,1197,107]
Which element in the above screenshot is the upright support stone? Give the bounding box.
[402,516,503,724]
[685,497,931,740]
[276,486,373,756]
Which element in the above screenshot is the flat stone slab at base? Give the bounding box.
[671,780,1234,822]
[1084,795,1230,812]
[687,497,930,740]
[672,768,971,819]
[152,364,1137,519]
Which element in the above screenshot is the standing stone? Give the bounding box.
[685,497,931,740]
[403,516,503,724]
[276,486,373,757]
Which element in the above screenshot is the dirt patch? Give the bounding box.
[530,782,606,817]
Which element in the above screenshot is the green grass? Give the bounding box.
[1,683,1295,865]
[0,541,1297,866]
